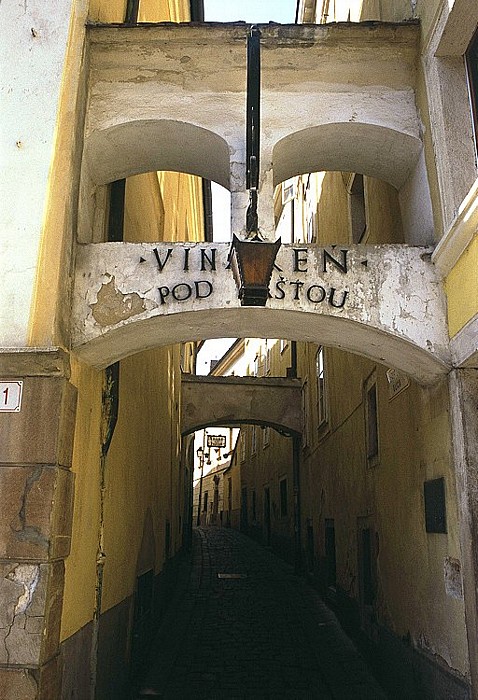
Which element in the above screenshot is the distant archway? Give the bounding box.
[181,375,303,437]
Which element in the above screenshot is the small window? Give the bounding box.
[316,347,327,426]
[240,433,246,462]
[125,0,140,23]
[466,27,478,156]
[282,179,295,204]
[365,380,379,465]
[251,425,257,455]
[262,425,270,448]
[279,477,288,517]
[253,354,260,377]
[280,339,288,354]
[325,519,336,589]
[424,478,447,534]
[348,173,367,243]
[107,179,126,242]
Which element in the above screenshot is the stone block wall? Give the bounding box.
[0,352,77,699]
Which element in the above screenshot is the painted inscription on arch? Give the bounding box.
[139,245,356,309]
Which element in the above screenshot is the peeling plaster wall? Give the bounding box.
[80,22,424,243]
[60,9,203,690]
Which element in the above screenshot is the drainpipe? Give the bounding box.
[202,179,214,242]
[90,363,120,697]
[289,342,302,573]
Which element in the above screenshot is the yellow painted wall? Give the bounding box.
[315,171,404,245]
[61,358,103,640]
[304,349,468,672]
[100,346,180,611]
[238,170,469,677]
[157,171,205,242]
[89,0,190,23]
[61,0,203,646]
[445,235,478,337]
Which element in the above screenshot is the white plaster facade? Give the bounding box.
[0,0,80,346]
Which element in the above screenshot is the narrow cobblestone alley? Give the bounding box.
[134,528,388,699]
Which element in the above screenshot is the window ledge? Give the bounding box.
[432,177,478,276]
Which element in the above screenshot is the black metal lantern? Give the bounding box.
[228,234,281,306]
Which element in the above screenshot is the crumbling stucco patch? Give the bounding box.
[444,557,463,600]
[1,564,41,665]
[91,277,146,327]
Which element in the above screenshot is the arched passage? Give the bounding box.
[181,375,303,437]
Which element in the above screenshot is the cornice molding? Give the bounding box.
[432,177,478,276]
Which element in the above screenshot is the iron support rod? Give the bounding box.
[246,26,261,191]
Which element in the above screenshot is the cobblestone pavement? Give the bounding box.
[135,527,388,699]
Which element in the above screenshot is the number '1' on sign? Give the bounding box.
[0,381,23,412]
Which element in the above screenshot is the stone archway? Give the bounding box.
[181,375,303,436]
[72,241,450,384]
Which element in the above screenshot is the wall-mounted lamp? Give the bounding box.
[228,234,281,307]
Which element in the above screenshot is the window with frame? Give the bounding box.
[240,432,246,462]
[307,212,316,243]
[262,425,270,448]
[347,173,367,243]
[365,376,379,466]
[253,354,260,377]
[316,346,327,426]
[251,425,257,455]
[279,477,288,517]
[302,380,310,448]
[466,27,478,156]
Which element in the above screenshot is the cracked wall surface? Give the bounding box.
[0,363,76,697]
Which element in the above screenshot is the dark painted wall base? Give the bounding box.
[59,550,186,700]
[60,621,94,700]
[309,575,471,700]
